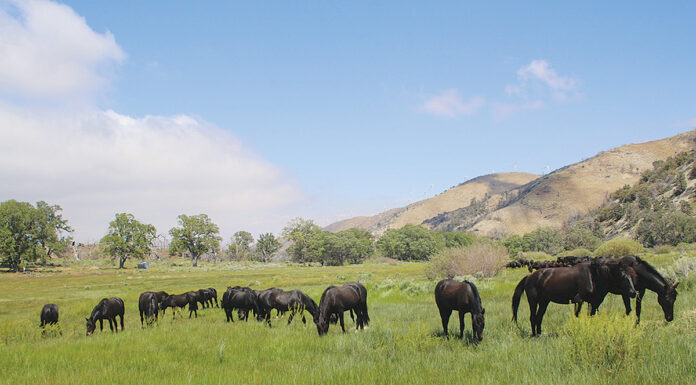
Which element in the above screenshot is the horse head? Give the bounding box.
[472,308,485,341]
[85,318,96,336]
[657,282,679,322]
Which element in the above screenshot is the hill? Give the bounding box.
[324,172,539,236]
[327,130,696,237]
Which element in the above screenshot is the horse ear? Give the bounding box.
[481,308,485,315]
[85,318,89,322]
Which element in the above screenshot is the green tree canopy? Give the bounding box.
[100,213,156,269]
[227,230,254,260]
[255,232,281,262]
[0,200,73,272]
[169,214,221,267]
[282,217,321,263]
[376,224,444,261]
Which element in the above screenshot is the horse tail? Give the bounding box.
[512,275,528,322]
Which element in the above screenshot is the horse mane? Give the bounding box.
[464,280,483,313]
[635,256,671,285]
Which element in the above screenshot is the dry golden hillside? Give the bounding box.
[470,130,696,236]
[324,172,538,235]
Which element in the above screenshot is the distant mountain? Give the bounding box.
[324,172,539,235]
[325,130,696,237]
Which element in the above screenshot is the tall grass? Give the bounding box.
[0,257,692,385]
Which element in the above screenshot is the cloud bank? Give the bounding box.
[0,0,304,241]
[420,89,485,118]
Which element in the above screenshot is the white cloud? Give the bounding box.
[506,59,579,102]
[0,0,125,98]
[0,105,305,241]
[420,89,485,118]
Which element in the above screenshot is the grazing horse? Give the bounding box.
[160,293,190,319]
[315,282,369,336]
[266,289,319,326]
[512,261,636,336]
[40,304,59,327]
[257,287,285,325]
[185,291,201,318]
[197,289,211,309]
[434,279,485,341]
[221,286,261,322]
[86,297,124,336]
[138,292,159,326]
[578,256,679,324]
[207,287,219,308]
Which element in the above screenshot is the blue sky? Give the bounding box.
[1,1,694,241]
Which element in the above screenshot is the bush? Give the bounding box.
[426,242,508,280]
[519,251,553,261]
[556,248,593,258]
[594,238,644,258]
[522,227,564,255]
[565,313,644,372]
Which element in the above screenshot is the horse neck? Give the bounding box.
[90,306,102,321]
[636,262,669,294]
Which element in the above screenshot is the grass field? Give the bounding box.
[0,256,694,385]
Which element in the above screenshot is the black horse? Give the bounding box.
[257,287,285,324]
[160,293,190,319]
[185,291,201,318]
[138,292,159,326]
[315,282,369,336]
[576,256,679,323]
[40,304,59,327]
[207,287,219,308]
[221,286,261,322]
[512,261,636,336]
[434,279,485,341]
[263,289,319,326]
[86,297,125,336]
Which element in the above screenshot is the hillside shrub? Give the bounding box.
[426,242,508,280]
[556,248,593,259]
[565,313,644,372]
[520,251,553,261]
[594,238,644,258]
[522,227,564,255]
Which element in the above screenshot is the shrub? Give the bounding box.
[556,248,593,258]
[519,251,553,261]
[426,242,508,280]
[565,313,644,372]
[594,238,644,258]
[522,227,564,255]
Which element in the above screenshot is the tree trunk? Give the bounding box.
[192,254,199,267]
[119,256,126,269]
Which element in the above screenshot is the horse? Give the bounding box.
[267,289,319,326]
[160,293,190,319]
[207,287,219,307]
[315,282,369,336]
[40,304,59,327]
[577,256,678,323]
[257,287,285,325]
[152,291,169,314]
[221,286,261,322]
[138,292,159,326]
[434,279,485,341]
[86,297,124,336]
[512,261,636,336]
[185,291,201,318]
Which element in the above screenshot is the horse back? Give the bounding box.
[435,280,477,311]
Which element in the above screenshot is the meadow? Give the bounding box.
[0,255,694,385]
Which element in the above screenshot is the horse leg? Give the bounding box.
[339,312,346,333]
[535,300,550,336]
[99,319,104,331]
[458,311,465,339]
[635,288,645,325]
[622,294,632,316]
[439,308,452,338]
[527,298,538,337]
[120,314,124,330]
[108,318,114,332]
[574,302,582,317]
[288,311,295,325]
[140,310,144,327]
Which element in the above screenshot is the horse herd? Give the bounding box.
[38,255,678,341]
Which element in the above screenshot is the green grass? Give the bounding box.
[0,256,694,385]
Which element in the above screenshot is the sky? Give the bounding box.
[1,0,695,242]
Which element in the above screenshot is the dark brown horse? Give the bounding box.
[434,279,485,341]
[138,292,159,326]
[221,286,261,322]
[40,304,59,327]
[512,261,636,336]
[160,293,190,319]
[207,287,218,307]
[315,282,369,336]
[86,297,124,336]
[264,289,319,326]
[576,256,679,323]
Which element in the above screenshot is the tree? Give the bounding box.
[227,230,254,260]
[282,217,321,263]
[376,224,444,261]
[100,213,156,269]
[0,200,73,272]
[522,227,564,256]
[255,233,280,262]
[34,201,72,260]
[169,214,221,267]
